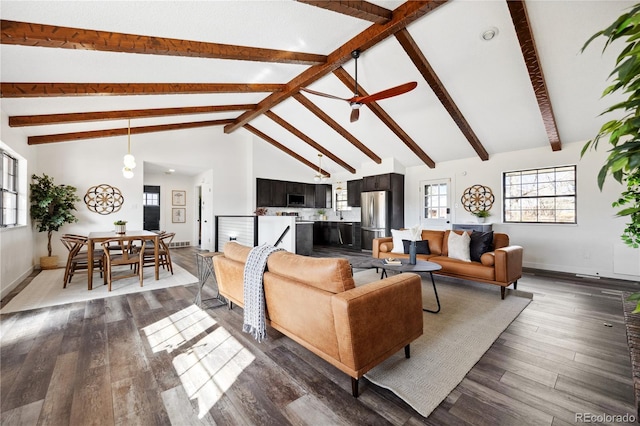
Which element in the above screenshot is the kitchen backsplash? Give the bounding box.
[266,207,361,222]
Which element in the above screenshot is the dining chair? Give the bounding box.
[60,234,103,288]
[142,232,175,274]
[101,237,145,291]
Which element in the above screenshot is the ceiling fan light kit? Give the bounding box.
[300,49,417,122]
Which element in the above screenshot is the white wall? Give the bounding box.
[1,112,37,298]
[405,140,640,281]
[30,125,251,264]
[144,171,195,244]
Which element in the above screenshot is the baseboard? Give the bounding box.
[1,266,35,300]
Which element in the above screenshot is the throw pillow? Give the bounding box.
[448,231,471,262]
[402,239,430,255]
[391,229,414,254]
[469,231,494,262]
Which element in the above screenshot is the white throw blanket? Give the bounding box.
[242,244,284,342]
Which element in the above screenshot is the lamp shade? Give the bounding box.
[123,154,136,169]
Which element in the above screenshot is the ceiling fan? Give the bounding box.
[301,50,417,122]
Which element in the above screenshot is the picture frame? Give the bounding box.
[172,190,186,206]
[172,208,186,223]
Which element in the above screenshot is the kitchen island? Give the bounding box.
[313,221,361,250]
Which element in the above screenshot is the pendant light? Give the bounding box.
[313,153,327,183]
[122,119,136,179]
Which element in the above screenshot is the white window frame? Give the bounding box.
[1,149,19,227]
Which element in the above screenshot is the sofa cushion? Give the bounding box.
[480,252,495,266]
[402,239,430,255]
[431,256,496,281]
[469,231,494,262]
[223,241,252,263]
[391,229,414,253]
[267,251,355,294]
[447,231,471,262]
[420,230,444,255]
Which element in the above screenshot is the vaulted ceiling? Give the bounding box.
[0,1,631,178]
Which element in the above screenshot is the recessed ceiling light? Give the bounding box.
[165,168,175,175]
[481,27,499,41]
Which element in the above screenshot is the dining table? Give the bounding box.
[86,230,160,290]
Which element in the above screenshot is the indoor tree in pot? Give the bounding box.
[581,4,640,310]
[30,173,80,269]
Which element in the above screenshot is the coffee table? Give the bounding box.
[372,259,442,314]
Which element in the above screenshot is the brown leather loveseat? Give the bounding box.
[373,230,523,299]
[212,242,423,397]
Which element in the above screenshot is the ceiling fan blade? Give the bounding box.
[350,108,360,122]
[300,87,350,102]
[352,81,418,104]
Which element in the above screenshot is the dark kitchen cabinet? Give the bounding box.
[256,178,287,207]
[347,179,362,207]
[362,173,392,192]
[315,184,332,209]
[287,182,305,196]
[305,184,316,208]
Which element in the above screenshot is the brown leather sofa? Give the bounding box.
[212,242,423,397]
[373,230,523,299]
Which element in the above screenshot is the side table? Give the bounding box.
[195,251,225,307]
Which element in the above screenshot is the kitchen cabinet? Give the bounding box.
[312,221,361,250]
[256,178,272,207]
[347,179,362,207]
[362,174,391,192]
[295,222,313,256]
[256,178,287,208]
[305,184,316,208]
[315,184,332,209]
[272,180,287,207]
[286,181,305,195]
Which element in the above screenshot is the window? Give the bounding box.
[1,150,18,227]
[143,192,160,206]
[335,189,350,212]
[421,179,450,228]
[503,165,576,224]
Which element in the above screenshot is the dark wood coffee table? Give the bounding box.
[372,259,443,314]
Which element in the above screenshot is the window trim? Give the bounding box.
[1,149,19,228]
[503,164,577,225]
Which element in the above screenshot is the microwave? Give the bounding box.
[287,193,305,206]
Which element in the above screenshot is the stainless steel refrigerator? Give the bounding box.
[361,191,391,251]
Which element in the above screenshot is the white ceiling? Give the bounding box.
[0,0,632,177]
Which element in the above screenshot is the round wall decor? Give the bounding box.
[461,184,494,213]
[84,184,124,215]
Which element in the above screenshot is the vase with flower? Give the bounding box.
[408,224,421,265]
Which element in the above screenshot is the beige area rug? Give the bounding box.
[353,268,532,418]
[1,264,198,314]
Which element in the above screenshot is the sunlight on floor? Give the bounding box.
[142,304,255,418]
[142,304,217,353]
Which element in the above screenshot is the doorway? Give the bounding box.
[143,185,161,231]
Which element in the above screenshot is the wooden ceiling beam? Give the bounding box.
[243,124,331,177]
[297,1,392,23]
[395,29,489,161]
[0,20,327,66]
[27,119,233,145]
[9,104,255,127]
[264,110,356,174]
[224,0,448,134]
[507,0,561,151]
[332,67,436,168]
[293,93,382,164]
[1,83,283,98]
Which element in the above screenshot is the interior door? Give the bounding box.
[200,183,214,251]
[143,185,160,231]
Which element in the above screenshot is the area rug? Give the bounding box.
[353,268,532,418]
[0,264,198,314]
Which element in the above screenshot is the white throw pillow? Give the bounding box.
[391,229,414,254]
[448,231,471,262]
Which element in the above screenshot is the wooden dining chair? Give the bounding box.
[60,234,103,287]
[101,237,145,291]
[142,232,175,274]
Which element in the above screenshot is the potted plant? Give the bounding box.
[114,220,127,234]
[317,209,327,220]
[472,210,491,223]
[29,173,80,269]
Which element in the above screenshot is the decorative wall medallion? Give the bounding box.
[461,184,495,213]
[84,184,124,215]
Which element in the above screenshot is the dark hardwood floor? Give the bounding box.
[1,245,639,425]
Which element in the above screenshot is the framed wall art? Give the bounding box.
[172,190,186,206]
[172,208,186,223]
